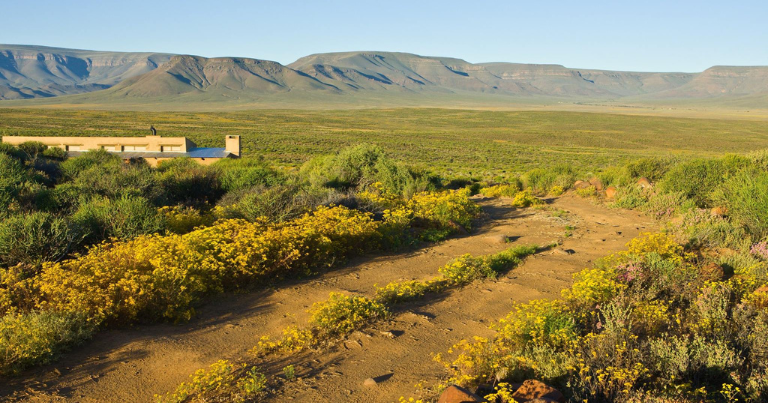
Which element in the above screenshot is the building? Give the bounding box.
[0,135,241,166]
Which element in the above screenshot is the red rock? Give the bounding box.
[605,186,617,200]
[637,177,652,189]
[588,177,604,191]
[437,385,483,403]
[511,380,565,403]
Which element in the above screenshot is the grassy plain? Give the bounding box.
[1,108,767,177]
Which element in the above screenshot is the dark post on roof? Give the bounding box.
[150,126,157,136]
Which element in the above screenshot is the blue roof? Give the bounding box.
[68,147,234,159]
[185,148,233,158]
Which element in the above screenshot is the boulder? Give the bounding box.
[511,380,565,403]
[588,177,604,191]
[605,186,617,200]
[573,180,590,190]
[637,177,652,189]
[437,385,483,403]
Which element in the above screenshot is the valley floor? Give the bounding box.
[4,194,655,402]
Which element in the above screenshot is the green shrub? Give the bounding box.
[660,158,731,207]
[213,157,284,192]
[624,157,672,182]
[0,143,27,161]
[73,195,166,241]
[59,149,122,179]
[0,310,94,375]
[157,158,222,206]
[0,212,82,267]
[72,162,162,202]
[300,144,426,196]
[0,153,32,214]
[717,170,768,238]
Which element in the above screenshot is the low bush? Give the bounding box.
[156,359,267,403]
[717,170,768,238]
[73,195,166,242]
[659,158,726,207]
[0,310,94,375]
[0,212,82,267]
[309,293,389,339]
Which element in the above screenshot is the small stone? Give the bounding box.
[364,378,378,386]
[380,330,396,339]
[605,186,617,200]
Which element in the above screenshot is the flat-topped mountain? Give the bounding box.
[1,45,767,108]
[0,44,173,99]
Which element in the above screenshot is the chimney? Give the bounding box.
[225,135,241,157]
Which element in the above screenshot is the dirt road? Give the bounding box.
[4,194,655,402]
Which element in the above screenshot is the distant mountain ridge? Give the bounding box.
[0,45,173,99]
[1,45,767,108]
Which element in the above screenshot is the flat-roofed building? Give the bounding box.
[1,135,241,166]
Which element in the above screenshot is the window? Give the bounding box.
[101,145,117,152]
[162,145,182,152]
[66,145,82,151]
[123,145,147,152]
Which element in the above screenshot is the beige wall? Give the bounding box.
[1,136,195,153]
[225,135,241,156]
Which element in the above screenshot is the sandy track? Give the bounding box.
[2,194,655,402]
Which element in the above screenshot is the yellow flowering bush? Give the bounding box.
[625,232,688,263]
[549,185,565,196]
[562,267,626,310]
[0,310,95,375]
[573,331,649,400]
[495,299,576,349]
[510,190,541,208]
[160,205,216,234]
[374,279,448,304]
[156,359,267,403]
[309,292,389,339]
[479,184,520,198]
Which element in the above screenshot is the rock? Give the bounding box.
[573,180,590,190]
[637,177,652,189]
[700,263,725,282]
[488,234,509,244]
[511,379,565,403]
[711,206,728,216]
[363,378,378,387]
[437,385,483,403]
[588,177,604,191]
[755,285,768,294]
[605,186,617,200]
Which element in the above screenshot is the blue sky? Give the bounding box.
[3,0,766,72]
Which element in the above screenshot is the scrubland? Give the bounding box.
[2,108,768,402]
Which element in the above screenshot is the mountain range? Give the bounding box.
[1,44,767,109]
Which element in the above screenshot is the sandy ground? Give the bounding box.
[2,194,655,402]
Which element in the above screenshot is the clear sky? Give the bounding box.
[3,0,766,72]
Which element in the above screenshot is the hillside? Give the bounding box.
[0,44,173,99]
[1,45,767,109]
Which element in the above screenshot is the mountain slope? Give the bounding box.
[89,55,340,100]
[0,44,172,99]
[1,45,767,109]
